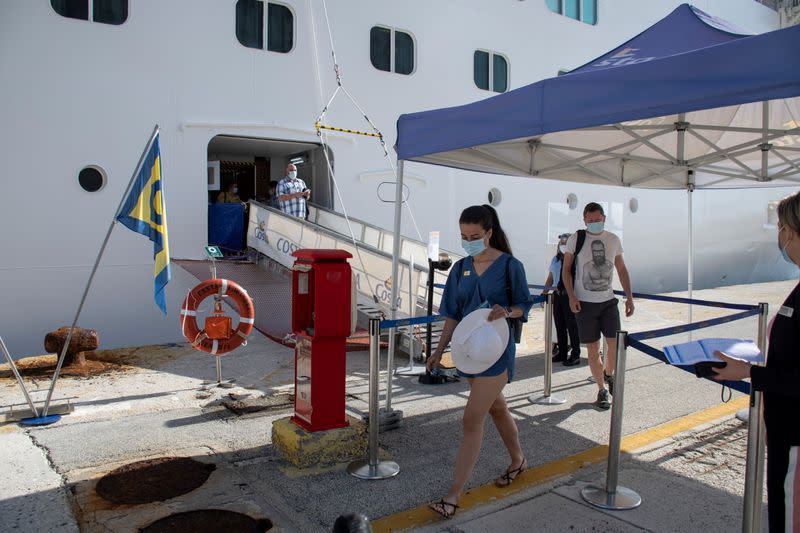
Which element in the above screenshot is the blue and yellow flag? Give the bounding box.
[116,133,171,314]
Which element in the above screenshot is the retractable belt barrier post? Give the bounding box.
[348,318,400,480]
[426,267,436,361]
[742,302,768,533]
[385,327,397,411]
[579,293,763,526]
[581,330,642,510]
[396,255,426,376]
[530,292,565,405]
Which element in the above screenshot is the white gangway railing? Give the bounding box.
[247,201,460,319]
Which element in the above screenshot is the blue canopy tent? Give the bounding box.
[387,3,800,320]
[386,6,799,529]
[396,5,800,189]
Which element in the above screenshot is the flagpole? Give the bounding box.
[41,124,160,417]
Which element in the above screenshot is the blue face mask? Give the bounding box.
[587,221,604,234]
[778,226,795,265]
[462,238,487,257]
[780,245,792,264]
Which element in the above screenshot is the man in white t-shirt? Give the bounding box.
[562,202,635,410]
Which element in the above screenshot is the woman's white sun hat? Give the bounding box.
[450,308,510,374]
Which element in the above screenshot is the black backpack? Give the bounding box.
[556,230,586,293]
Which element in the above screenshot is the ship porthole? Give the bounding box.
[488,188,502,206]
[566,193,578,210]
[629,197,639,213]
[79,166,106,192]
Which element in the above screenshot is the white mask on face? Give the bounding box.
[288,170,297,179]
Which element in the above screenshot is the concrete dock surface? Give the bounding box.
[1,279,794,532]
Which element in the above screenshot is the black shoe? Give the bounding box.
[563,356,580,366]
[552,352,566,362]
[604,373,614,395]
[595,389,611,410]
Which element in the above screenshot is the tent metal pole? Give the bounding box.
[761,101,770,181]
[687,171,694,335]
[676,115,694,333]
[385,159,405,413]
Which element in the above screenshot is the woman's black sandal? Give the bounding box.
[494,458,527,488]
[429,499,459,519]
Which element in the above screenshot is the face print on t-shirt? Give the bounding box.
[582,239,613,291]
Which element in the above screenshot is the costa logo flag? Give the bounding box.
[115,133,171,314]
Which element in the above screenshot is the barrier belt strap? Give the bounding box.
[381,314,447,329]
[526,284,758,311]
[628,308,760,341]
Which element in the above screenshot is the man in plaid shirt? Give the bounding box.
[277,163,310,218]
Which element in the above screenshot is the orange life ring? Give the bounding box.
[180,279,255,355]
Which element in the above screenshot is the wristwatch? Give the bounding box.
[504,306,513,317]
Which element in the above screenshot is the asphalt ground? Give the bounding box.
[0,279,793,532]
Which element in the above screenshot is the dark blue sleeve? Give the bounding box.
[438,260,463,321]
[509,257,533,323]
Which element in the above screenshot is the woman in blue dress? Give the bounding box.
[427,205,533,520]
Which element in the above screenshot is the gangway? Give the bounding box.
[245,201,460,355]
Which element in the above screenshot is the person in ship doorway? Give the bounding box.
[268,180,280,209]
[543,232,581,366]
[215,181,248,253]
[277,163,310,218]
[426,204,533,520]
[562,202,634,410]
[216,181,243,204]
[712,191,800,533]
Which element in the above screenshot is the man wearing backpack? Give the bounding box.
[561,203,635,410]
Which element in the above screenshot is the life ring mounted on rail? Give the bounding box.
[180,279,255,355]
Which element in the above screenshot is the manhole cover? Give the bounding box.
[96,457,215,505]
[140,510,273,533]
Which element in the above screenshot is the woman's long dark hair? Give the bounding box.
[459,204,513,255]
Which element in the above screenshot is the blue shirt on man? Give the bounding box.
[548,255,562,287]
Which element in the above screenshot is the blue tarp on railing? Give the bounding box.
[208,203,244,252]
